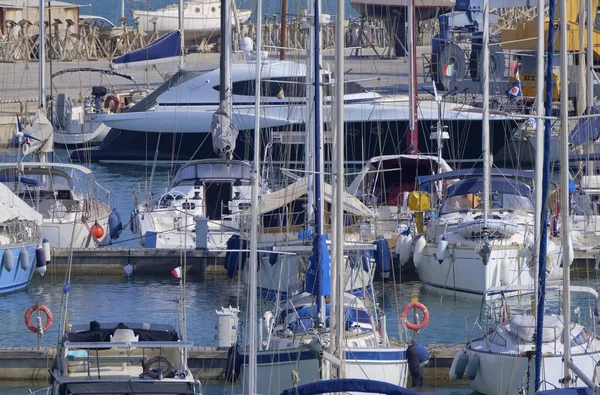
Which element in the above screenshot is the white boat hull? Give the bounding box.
[246,348,407,395]
[466,347,600,394]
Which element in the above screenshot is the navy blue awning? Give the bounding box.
[111,31,182,70]
[537,388,596,395]
[418,168,535,186]
[0,174,39,186]
[570,107,600,147]
[280,379,417,395]
[445,177,532,198]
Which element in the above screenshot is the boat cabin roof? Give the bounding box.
[0,167,74,189]
[172,160,252,186]
[418,168,536,186]
[445,178,532,199]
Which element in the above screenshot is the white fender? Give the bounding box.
[42,239,51,264]
[413,236,427,268]
[36,265,47,276]
[2,249,13,271]
[449,350,462,381]
[465,353,479,380]
[436,236,448,264]
[396,231,413,266]
[19,249,29,271]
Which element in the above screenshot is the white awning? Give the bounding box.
[249,177,374,218]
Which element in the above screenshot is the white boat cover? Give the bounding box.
[0,182,42,225]
[249,177,374,218]
[509,314,564,343]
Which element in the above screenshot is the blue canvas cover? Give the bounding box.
[570,107,600,147]
[112,31,182,69]
[280,378,418,395]
[304,235,330,297]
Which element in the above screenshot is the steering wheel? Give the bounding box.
[158,190,187,208]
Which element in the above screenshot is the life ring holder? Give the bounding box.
[142,356,174,379]
[103,95,120,113]
[24,304,53,333]
[401,301,429,332]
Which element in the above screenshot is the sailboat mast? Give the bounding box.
[481,0,490,228]
[39,0,45,109]
[407,0,417,153]
[179,0,185,69]
[559,0,572,385]
[587,0,594,110]
[313,0,326,323]
[534,0,557,389]
[533,0,545,317]
[331,0,346,378]
[221,0,232,117]
[248,1,263,393]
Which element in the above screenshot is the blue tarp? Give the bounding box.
[280,379,418,395]
[445,177,532,199]
[304,235,330,297]
[418,168,535,186]
[0,174,39,186]
[537,389,596,395]
[570,107,600,147]
[112,31,182,69]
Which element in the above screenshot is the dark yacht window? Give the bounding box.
[214,76,367,98]
[214,77,307,98]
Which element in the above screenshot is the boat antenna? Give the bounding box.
[210,0,239,159]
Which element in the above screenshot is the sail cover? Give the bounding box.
[280,379,418,395]
[111,31,182,70]
[570,107,600,148]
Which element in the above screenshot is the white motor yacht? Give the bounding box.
[132,0,251,42]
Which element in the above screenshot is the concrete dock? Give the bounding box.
[47,247,600,276]
[0,343,465,382]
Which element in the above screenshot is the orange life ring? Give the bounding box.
[401,301,429,331]
[103,95,120,113]
[24,304,53,333]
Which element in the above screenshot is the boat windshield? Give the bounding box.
[173,162,251,186]
[441,192,534,214]
[440,178,534,214]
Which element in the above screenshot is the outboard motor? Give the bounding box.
[91,86,108,113]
